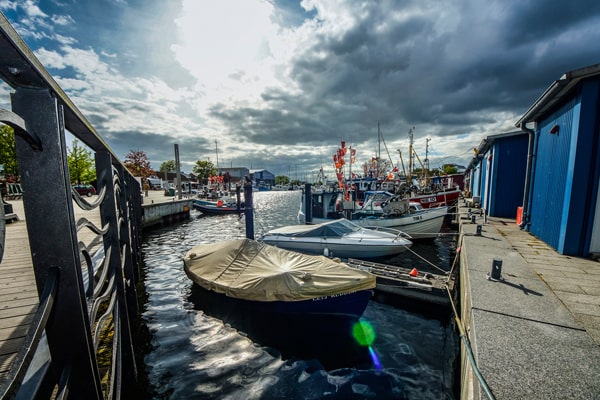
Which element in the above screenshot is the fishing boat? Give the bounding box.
[183,238,375,319]
[352,191,448,239]
[408,187,461,209]
[260,218,412,259]
[301,189,448,239]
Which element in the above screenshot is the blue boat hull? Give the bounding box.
[245,289,373,319]
[192,200,244,215]
[188,285,374,369]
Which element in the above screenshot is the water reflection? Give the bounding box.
[136,191,458,399]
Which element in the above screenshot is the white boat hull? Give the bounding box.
[313,206,448,239]
[262,236,411,259]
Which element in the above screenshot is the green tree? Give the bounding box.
[442,164,458,174]
[124,149,152,178]
[0,125,18,176]
[67,139,96,184]
[193,160,216,180]
[159,160,176,173]
[275,175,289,185]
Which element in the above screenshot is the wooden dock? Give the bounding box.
[0,199,101,383]
[0,217,36,378]
[346,258,455,306]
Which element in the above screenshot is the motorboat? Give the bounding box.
[183,238,375,319]
[192,198,244,215]
[259,218,412,259]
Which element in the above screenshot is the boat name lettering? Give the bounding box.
[412,215,423,221]
[312,292,352,301]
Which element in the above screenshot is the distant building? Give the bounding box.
[218,167,250,182]
[250,169,275,187]
[515,63,600,257]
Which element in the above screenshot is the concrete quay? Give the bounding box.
[458,204,600,399]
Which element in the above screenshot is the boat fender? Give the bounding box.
[323,247,329,257]
[217,200,223,207]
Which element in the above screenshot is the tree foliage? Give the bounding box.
[442,164,458,174]
[124,149,152,178]
[275,175,289,185]
[67,139,96,184]
[193,160,216,179]
[0,125,18,176]
[159,160,177,173]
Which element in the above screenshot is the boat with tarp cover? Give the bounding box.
[183,238,376,319]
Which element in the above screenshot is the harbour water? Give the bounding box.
[133,190,459,399]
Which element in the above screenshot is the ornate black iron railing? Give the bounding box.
[0,12,142,399]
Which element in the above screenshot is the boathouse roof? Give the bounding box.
[465,130,524,174]
[516,63,600,127]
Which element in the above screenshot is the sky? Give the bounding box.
[1,0,600,179]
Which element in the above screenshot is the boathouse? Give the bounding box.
[464,131,529,218]
[516,63,600,257]
[250,169,275,187]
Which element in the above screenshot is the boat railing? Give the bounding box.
[0,14,142,399]
[364,226,412,240]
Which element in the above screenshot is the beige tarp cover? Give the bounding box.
[183,239,376,302]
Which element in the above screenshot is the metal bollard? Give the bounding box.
[471,214,476,224]
[476,224,482,235]
[488,259,503,281]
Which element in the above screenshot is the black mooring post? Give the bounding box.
[304,183,312,223]
[244,178,254,239]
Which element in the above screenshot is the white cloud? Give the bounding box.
[172,0,291,106]
[21,0,46,18]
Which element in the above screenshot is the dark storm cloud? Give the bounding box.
[5,0,600,177]
[502,0,600,46]
[207,0,600,155]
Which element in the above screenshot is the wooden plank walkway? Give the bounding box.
[0,216,36,378]
[0,198,101,383]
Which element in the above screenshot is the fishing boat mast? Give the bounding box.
[215,139,219,172]
[377,123,381,179]
[408,126,414,182]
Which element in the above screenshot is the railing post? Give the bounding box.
[11,88,103,398]
[95,151,138,389]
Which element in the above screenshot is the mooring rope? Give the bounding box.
[445,235,496,400]
[403,244,449,274]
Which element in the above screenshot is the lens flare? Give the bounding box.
[352,320,382,369]
[352,320,376,346]
[368,345,382,369]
